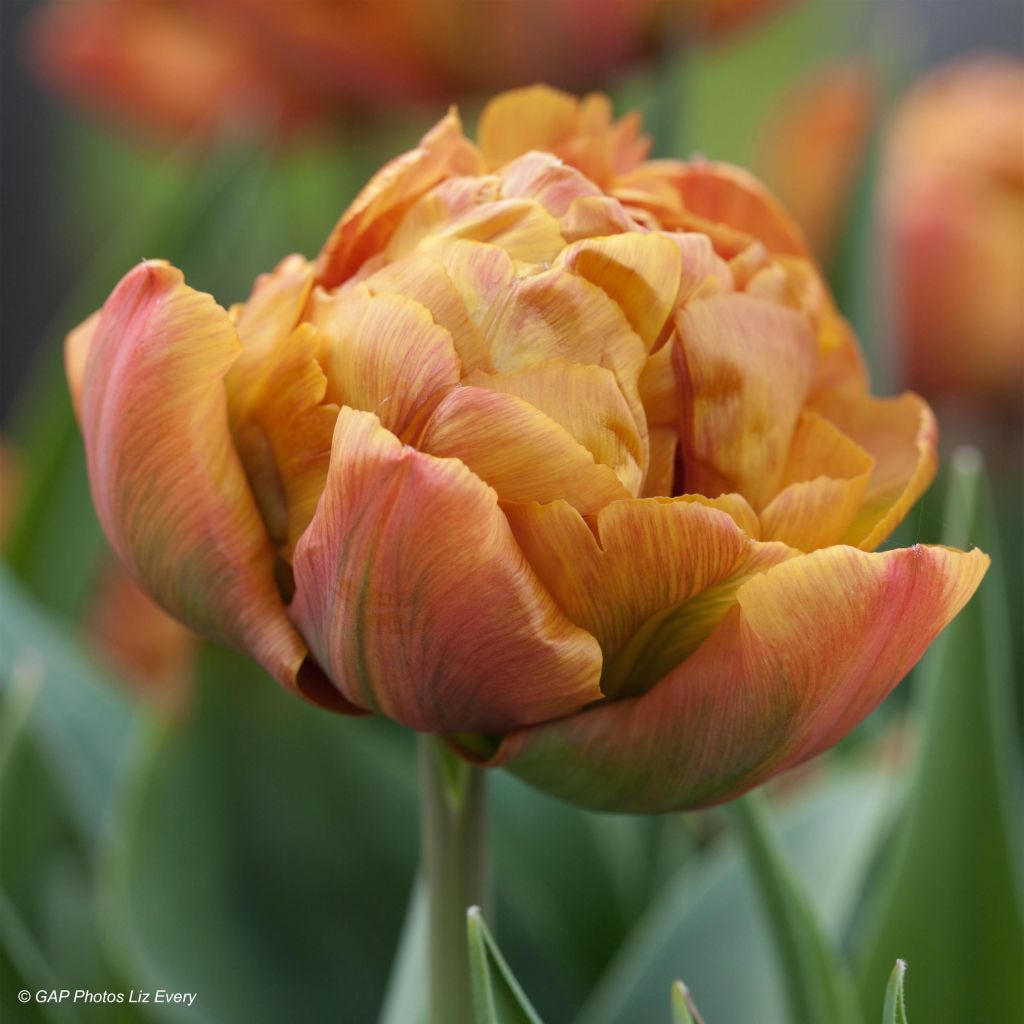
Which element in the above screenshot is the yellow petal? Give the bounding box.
[417,386,630,514]
[814,390,938,550]
[505,497,792,699]
[309,283,461,439]
[759,411,875,551]
[465,360,645,494]
[65,310,100,424]
[317,108,481,287]
[675,293,816,510]
[289,406,603,732]
[478,84,581,169]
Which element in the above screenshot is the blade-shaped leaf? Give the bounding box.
[378,878,428,1024]
[467,907,544,1024]
[671,980,704,1024]
[854,448,1024,1022]
[882,961,908,1024]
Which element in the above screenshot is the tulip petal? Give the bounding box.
[417,386,630,513]
[495,543,988,812]
[290,407,603,732]
[430,198,565,264]
[316,109,481,287]
[66,310,100,424]
[675,293,816,509]
[556,233,682,349]
[759,411,875,551]
[499,152,602,216]
[77,261,312,693]
[561,195,640,241]
[504,498,792,699]
[363,252,492,375]
[814,390,938,550]
[309,283,461,439]
[478,85,581,169]
[465,360,645,494]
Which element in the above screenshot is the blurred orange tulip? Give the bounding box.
[27,0,798,141]
[758,60,877,263]
[881,55,1024,411]
[67,85,985,812]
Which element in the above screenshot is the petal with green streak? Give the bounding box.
[493,543,988,812]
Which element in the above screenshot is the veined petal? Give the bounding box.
[316,108,482,287]
[290,407,603,732]
[309,283,461,439]
[465,360,645,494]
[427,198,565,264]
[814,390,938,550]
[77,261,315,697]
[556,233,682,350]
[560,195,640,241]
[675,293,816,510]
[417,386,630,513]
[499,151,603,216]
[363,252,492,375]
[494,544,988,812]
[759,411,875,551]
[504,498,792,699]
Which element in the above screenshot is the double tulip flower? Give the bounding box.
[68,86,986,812]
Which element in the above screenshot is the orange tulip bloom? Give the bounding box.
[68,86,986,812]
[881,56,1024,409]
[27,0,797,141]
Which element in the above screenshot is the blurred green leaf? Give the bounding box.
[467,907,543,1024]
[854,449,1024,1022]
[882,961,907,1024]
[670,981,700,1024]
[378,879,427,1024]
[95,646,419,1024]
[576,769,889,1024]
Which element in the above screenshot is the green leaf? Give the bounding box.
[670,981,700,1024]
[882,961,907,1024]
[730,793,862,1024]
[576,769,889,1024]
[467,907,544,1024]
[854,448,1024,1022]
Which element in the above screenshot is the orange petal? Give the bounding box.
[363,252,492,375]
[309,283,461,439]
[675,293,816,509]
[478,85,581,169]
[76,261,315,696]
[495,543,988,811]
[556,233,682,350]
[814,390,938,550]
[289,407,603,732]
[498,151,602,216]
[759,411,875,551]
[66,310,100,424]
[424,197,565,264]
[504,498,792,699]
[465,360,645,494]
[417,386,630,513]
[316,108,481,287]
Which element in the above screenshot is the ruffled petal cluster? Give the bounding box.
[69,86,987,812]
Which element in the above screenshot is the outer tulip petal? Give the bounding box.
[494,543,989,812]
[316,109,482,287]
[290,407,603,732]
[814,390,938,550]
[78,261,310,691]
[675,293,816,509]
[66,310,100,424]
[309,283,461,439]
[556,233,682,349]
[465,360,645,494]
[504,498,792,699]
[759,411,875,551]
[417,386,630,513]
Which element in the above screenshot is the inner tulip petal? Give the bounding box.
[290,406,603,733]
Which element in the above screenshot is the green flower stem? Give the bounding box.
[731,792,863,1024]
[418,735,490,1024]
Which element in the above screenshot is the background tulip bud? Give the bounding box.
[69,85,987,813]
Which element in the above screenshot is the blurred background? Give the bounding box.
[1,1,1021,1022]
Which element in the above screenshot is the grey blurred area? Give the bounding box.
[1,0,1022,423]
